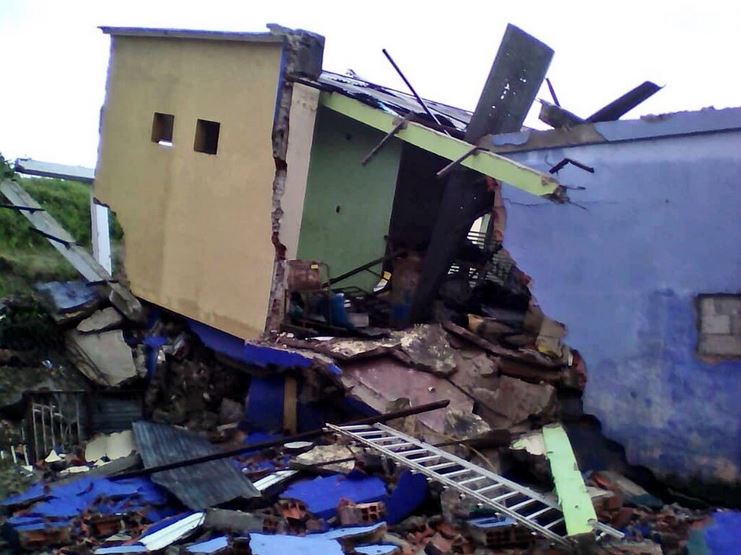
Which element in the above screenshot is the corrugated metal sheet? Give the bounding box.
[318,71,472,133]
[132,421,260,510]
[91,394,143,434]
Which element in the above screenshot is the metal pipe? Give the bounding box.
[31,403,39,463]
[111,400,450,480]
[361,114,413,166]
[75,395,81,445]
[49,403,56,451]
[40,404,47,458]
[436,146,480,179]
[323,250,403,287]
[382,49,450,136]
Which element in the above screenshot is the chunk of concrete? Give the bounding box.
[397,324,457,377]
[339,356,473,436]
[294,444,358,473]
[76,307,124,334]
[84,430,135,462]
[66,330,137,387]
[474,375,557,429]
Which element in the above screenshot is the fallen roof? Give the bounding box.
[318,71,472,134]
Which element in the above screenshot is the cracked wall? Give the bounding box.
[95,35,284,339]
[497,130,741,493]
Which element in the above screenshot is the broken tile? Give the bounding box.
[473,376,557,429]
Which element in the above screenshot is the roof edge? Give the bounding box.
[485,106,741,154]
[99,26,285,44]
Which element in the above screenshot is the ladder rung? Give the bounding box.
[406,454,439,463]
[354,431,386,437]
[426,462,458,471]
[543,517,565,530]
[473,483,504,494]
[440,468,472,479]
[492,491,520,503]
[340,425,374,431]
[379,441,414,448]
[458,476,486,486]
[509,498,538,512]
[524,506,555,520]
[399,448,428,456]
[370,436,405,443]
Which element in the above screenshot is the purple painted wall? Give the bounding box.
[498,111,741,491]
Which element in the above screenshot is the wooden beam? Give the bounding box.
[542,424,598,537]
[318,92,560,197]
[0,179,143,322]
[283,376,298,435]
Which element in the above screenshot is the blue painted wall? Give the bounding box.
[500,126,741,487]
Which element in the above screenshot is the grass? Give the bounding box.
[0,171,123,297]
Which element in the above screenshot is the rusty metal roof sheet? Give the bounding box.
[132,421,260,510]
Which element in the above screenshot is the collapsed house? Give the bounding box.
[0,21,739,555]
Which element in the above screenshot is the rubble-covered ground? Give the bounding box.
[0,286,739,555]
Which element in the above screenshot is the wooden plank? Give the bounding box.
[283,375,298,435]
[542,424,598,537]
[319,92,560,197]
[0,179,143,322]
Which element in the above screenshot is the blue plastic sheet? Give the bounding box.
[188,319,342,375]
[1,475,174,537]
[385,470,428,524]
[687,511,741,555]
[281,473,387,519]
[249,533,344,555]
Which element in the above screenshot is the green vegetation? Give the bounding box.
[0,153,122,296]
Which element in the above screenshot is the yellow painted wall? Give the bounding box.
[95,36,283,339]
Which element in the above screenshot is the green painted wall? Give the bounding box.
[297,107,402,291]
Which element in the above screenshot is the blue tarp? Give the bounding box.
[687,511,741,555]
[385,470,428,524]
[281,473,387,519]
[1,476,173,537]
[187,319,342,375]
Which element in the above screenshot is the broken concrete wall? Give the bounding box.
[494,109,741,497]
[95,32,286,340]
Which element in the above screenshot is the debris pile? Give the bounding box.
[0,285,736,553]
[0,19,737,554]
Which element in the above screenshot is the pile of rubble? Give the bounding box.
[0,281,737,554]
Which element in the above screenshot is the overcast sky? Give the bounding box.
[0,0,739,168]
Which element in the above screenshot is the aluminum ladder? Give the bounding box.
[326,422,623,547]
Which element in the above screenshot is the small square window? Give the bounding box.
[151,112,174,146]
[697,295,741,358]
[194,119,220,155]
